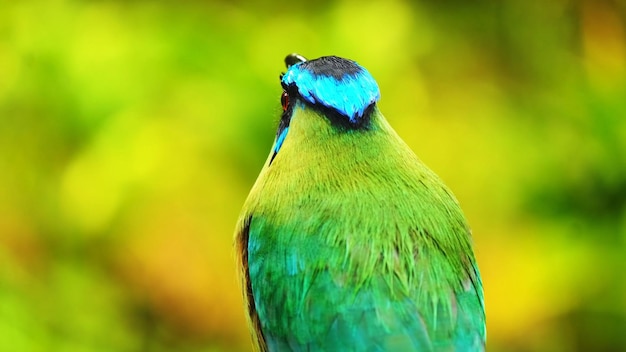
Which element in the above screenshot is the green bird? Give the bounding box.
[235,54,486,351]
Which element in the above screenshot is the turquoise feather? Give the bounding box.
[236,55,486,351]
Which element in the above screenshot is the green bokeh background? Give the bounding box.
[1,0,625,351]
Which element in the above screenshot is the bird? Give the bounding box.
[235,54,486,351]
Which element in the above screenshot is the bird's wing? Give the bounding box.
[238,214,485,352]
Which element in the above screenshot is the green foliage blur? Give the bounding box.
[1,0,625,351]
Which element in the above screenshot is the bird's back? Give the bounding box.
[236,107,485,351]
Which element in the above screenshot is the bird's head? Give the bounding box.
[271,54,381,163]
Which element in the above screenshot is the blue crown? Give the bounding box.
[281,56,380,123]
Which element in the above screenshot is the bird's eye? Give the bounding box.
[281,91,289,111]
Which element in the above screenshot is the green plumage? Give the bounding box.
[235,57,485,351]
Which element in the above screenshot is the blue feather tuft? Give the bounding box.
[274,126,289,154]
[281,56,380,124]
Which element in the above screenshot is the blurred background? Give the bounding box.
[1,0,625,351]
